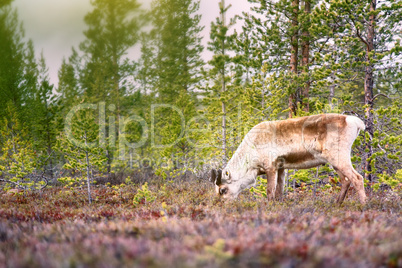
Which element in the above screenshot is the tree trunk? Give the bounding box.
[289,0,299,118]
[221,0,227,165]
[301,0,310,113]
[109,3,121,147]
[364,0,376,182]
[85,148,92,204]
[45,100,54,180]
[329,73,336,109]
[84,132,92,204]
[261,70,265,109]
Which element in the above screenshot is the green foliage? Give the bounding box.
[0,104,44,191]
[290,169,315,186]
[347,103,402,183]
[28,53,57,171]
[57,177,78,188]
[54,0,145,176]
[0,5,57,175]
[250,176,267,198]
[142,0,204,100]
[133,182,156,206]
[198,1,242,164]
[133,0,205,173]
[54,108,107,203]
[0,5,26,120]
[79,0,143,104]
[373,169,402,193]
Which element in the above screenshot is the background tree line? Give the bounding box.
[0,0,401,195]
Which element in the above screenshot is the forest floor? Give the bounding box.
[0,179,401,268]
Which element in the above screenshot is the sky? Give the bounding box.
[12,0,251,85]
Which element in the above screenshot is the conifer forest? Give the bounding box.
[0,0,401,267]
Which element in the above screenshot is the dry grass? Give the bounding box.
[0,180,401,268]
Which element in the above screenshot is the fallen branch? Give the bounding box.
[0,172,49,191]
[372,93,390,102]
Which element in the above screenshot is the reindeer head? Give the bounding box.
[210,167,258,199]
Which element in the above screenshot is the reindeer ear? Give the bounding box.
[210,169,217,183]
[215,169,222,185]
[210,169,222,185]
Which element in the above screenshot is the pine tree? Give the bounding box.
[194,1,274,173]
[79,0,143,110]
[55,107,107,203]
[202,0,238,164]
[56,0,145,174]
[56,51,82,119]
[31,53,57,176]
[319,0,402,182]
[0,0,12,8]
[0,104,45,191]
[144,0,204,100]
[0,3,61,183]
[242,0,307,118]
[138,0,204,170]
[0,4,25,119]
[300,0,311,112]
[241,0,401,192]
[241,0,342,118]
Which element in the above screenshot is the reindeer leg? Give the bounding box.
[275,168,285,201]
[265,168,277,201]
[330,162,366,205]
[334,169,351,205]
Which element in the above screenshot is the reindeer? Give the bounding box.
[211,114,367,204]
